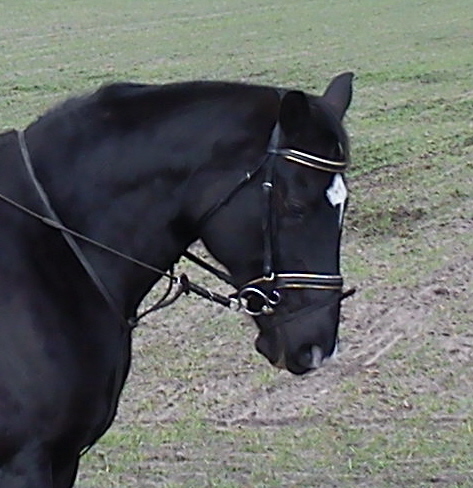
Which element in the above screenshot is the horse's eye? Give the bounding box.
[287,202,306,219]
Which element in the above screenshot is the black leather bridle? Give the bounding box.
[184,122,355,316]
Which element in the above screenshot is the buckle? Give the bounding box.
[237,286,281,316]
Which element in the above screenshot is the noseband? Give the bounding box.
[185,122,353,317]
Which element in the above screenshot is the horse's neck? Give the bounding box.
[27,126,201,314]
[25,90,276,314]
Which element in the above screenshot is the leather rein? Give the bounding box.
[0,127,354,330]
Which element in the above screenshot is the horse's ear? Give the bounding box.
[322,72,354,120]
[278,90,311,137]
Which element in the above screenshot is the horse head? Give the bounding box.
[191,73,354,374]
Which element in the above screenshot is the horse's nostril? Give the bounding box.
[297,345,324,370]
[310,346,324,369]
[298,346,312,367]
[331,341,339,358]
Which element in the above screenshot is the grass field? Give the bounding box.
[1,0,472,487]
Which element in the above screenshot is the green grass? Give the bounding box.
[1,0,471,177]
[81,409,473,487]
[1,0,472,487]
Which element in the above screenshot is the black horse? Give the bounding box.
[0,72,353,487]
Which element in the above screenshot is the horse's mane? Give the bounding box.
[95,80,249,105]
[35,81,271,131]
[34,81,349,159]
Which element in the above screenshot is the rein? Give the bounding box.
[2,130,240,329]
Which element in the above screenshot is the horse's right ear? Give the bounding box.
[278,90,310,137]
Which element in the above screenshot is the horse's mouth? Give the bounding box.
[273,350,287,370]
[257,334,326,375]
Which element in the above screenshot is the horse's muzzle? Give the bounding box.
[255,332,332,375]
[254,297,340,375]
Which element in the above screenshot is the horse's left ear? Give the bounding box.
[322,72,354,120]
[278,90,311,137]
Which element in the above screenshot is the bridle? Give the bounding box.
[0,126,354,330]
[184,122,355,316]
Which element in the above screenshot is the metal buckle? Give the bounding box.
[237,286,281,316]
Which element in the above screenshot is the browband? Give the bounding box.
[272,148,348,173]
